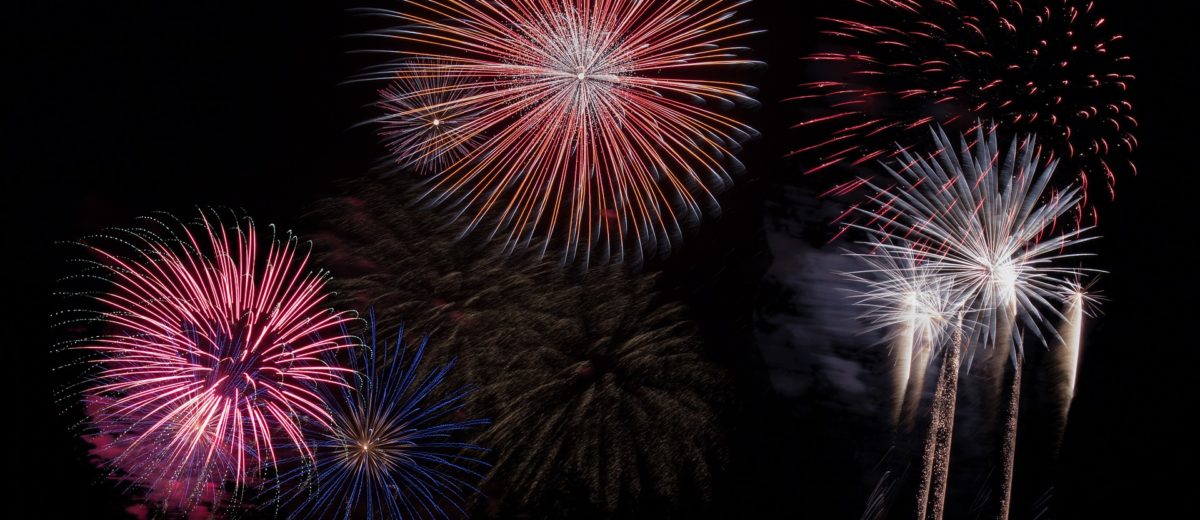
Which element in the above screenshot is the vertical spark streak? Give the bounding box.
[1057,294,1086,404]
[892,322,916,428]
[1052,291,1086,449]
[916,321,962,520]
[996,356,1024,520]
[901,339,932,432]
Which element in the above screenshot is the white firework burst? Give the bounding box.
[856,124,1098,360]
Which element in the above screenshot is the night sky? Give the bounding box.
[9,1,1196,518]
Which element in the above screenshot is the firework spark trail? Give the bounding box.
[916,320,962,520]
[72,211,355,514]
[987,305,1017,410]
[997,354,1024,520]
[1056,289,1087,404]
[1050,285,1094,452]
[358,0,761,264]
[795,0,1136,225]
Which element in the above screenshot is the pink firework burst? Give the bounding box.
[793,0,1136,224]
[75,211,355,514]
[360,0,762,264]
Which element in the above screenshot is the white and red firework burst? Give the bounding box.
[360,0,762,264]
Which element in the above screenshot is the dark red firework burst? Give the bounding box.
[792,0,1136,221]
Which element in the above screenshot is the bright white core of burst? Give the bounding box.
[906,290,942,331]
[990,257,1020,302]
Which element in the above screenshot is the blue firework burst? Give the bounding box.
[281,312,490,519]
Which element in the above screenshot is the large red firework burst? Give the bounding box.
[75,211,355,513]
[361,0,761,264]
[792,0,1136,222]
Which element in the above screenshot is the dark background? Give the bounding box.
[8,1,1195,518]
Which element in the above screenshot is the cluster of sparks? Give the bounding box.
[360,0,761,264]
[280,315,489,520]
[76,212,356,513]
[795,0,1136,224]
[845,125,1098,518]
[67,212,493,518]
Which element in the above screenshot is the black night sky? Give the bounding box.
[9,1,1196,518]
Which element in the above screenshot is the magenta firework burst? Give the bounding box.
[74,211,355,513]
[360,0,761,264]
[793,0,1136,220]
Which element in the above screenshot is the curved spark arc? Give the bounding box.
[76,211,356,513]
[795,0,1137,224]
[358,0,761,264]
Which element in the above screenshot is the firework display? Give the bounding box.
[358,0,761,263]
[70,211,356,515]
[39,1,1161,519]
[794,0,1136,222]
[309,178,726,514]
[279,314,489,520]
[845,125,1098,519]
